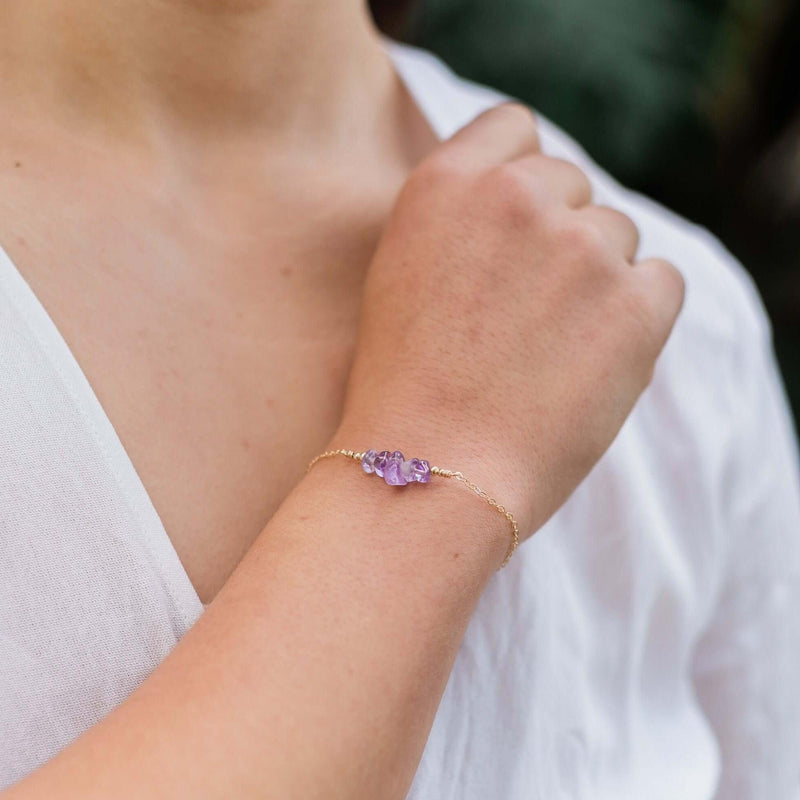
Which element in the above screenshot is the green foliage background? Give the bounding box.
[387,0,800,420]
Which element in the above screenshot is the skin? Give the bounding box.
[0,1,684,798]
[0,0,435,604]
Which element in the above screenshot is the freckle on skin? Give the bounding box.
[280,265,292,277]
[14,161,21,168]
[453,552,460,559]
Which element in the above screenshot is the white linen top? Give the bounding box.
[1,41,799,799]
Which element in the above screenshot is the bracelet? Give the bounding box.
[306,448,520,568]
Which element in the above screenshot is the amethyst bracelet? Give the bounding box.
[306,448,520,568]
[361,449,431,485]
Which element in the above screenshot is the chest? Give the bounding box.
[0,160,395,603]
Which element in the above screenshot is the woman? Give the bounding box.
[1,1,798,798]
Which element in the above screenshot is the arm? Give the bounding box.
[691,297,800,800]
[6,432,510,800]
[4,104,684,800]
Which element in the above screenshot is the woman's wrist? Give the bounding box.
[323,415,526,569]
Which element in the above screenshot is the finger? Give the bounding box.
[511,154,593,208]
[578,205,640,262]
[443,102,540,167]
[630,258,686,349]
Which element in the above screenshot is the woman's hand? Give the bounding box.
[336,103,684,542]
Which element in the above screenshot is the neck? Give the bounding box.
[0,0,396,151]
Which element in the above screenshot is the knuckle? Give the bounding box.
[625,212,641,239]
[558,217,609,263]
[483,162,536,222]
[490,101,539,132]
[609,207,639,237]
[659,259,686,313]
[615,281,661,349]
[637,258,686,331]
[405,152,469,196]
[605,207,641,256]
[552,157,593,198]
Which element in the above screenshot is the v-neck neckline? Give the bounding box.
[0,40,454,620]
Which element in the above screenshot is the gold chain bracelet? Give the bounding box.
[306,448,519,568]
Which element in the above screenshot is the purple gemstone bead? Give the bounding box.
[404,457,431,483]
[361,449,378,474]
[382,451,407,485]
[400,459,415,484]
[373,450,390,477]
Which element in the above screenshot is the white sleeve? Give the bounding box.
[691,294,800,800]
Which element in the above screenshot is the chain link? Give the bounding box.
[306,449,519,568]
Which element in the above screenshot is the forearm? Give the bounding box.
[5,427,509,800]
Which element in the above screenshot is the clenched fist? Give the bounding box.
[333,103,684,551]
